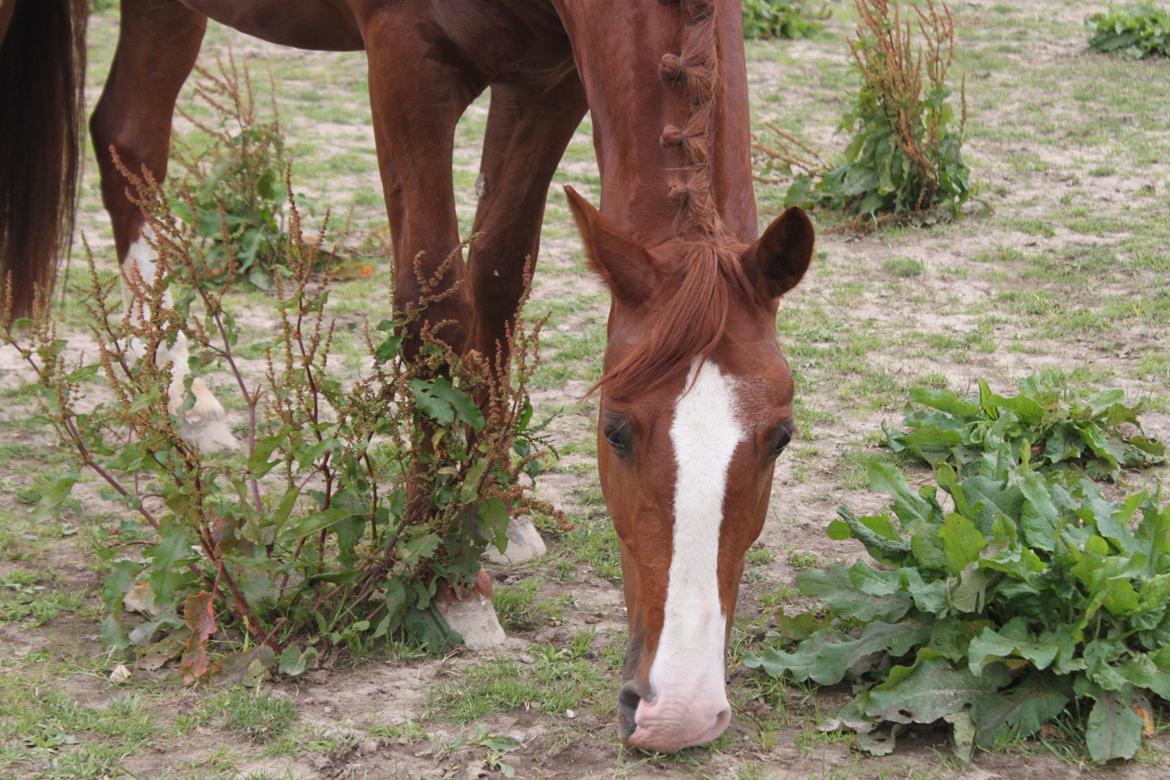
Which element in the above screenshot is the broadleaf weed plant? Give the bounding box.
[169,50,313,291]
[1,161,561,681]
[1087,3,1170,59]
[758,0,970,226]
[745,377,1169,763]
[742,0,833,40]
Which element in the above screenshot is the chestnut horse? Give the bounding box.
[0,0,813,752]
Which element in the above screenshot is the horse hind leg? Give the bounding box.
[91,0,233,451]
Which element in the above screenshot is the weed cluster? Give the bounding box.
[1088,3,1170,59]
[170,52,306,290]
[746,376,1168,763]
[1,161,559,681]
[759,0,969,224]
[742,0,831,40]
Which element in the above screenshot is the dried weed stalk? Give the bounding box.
[2,160,560,681]
[759,0,970,226]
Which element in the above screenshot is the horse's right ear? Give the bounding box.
[564,186,658,305]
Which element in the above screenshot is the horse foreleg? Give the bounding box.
[467,72,588,359]
[362,8,484,353]
[466,73,587,565]
[360,10,509,647]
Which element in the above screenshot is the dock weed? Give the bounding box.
[759,0,970,225]
[747,376,1168,763]
[1088,4,1170,59]
[743,0,832,40]
[1,159,559,682]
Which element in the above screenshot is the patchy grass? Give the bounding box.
[427,638,608,724]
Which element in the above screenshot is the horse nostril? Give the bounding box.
[713,706,731,734]
[618,683,642,740]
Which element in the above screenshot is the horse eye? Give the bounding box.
[604,417,633,454]
[771,426,793,458]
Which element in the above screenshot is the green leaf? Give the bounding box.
[334,514,364,569]
[33,469,80,523]
[248,429,288,479]
[797,564,912,622]
[478,497,510,553]
[945,710,975,764]
[101,615,129,652]
[868,462,938,529]
[149,524,190,608]
[402,533,442,566]
[1102,578,1140,617]
[949,566,994,614]
[103,559,140,613]
[282,506,351,540]
[410,377,485,431]
[1018,470,1059,551]
[748,621,929,685]
[278,644,318,677]
[409,378,455,425]
[971,673,1070,748]
[967,618,1059,675]
[940,513,986,576]
[374,333,402,364]
[865,655,1010,725]
[908,387,981,417]
[405,605,461,653]
[834,507,911,561]
[1086,689,1143,763]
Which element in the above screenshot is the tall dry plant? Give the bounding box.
[759,0,970,224]
[170,48,301,290]
[2,161,561,682]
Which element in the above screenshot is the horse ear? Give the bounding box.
[564,186,657,305]
[745,206,814,300]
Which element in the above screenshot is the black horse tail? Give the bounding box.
[0,0,87,318]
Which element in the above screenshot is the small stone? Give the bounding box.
[565,709,576,720]
[108,664,131,684]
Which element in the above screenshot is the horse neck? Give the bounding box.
[558,0,759,245]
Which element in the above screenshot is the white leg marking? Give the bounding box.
[123,234,188,413]
[648,360,744,702]
[122,234,234,450]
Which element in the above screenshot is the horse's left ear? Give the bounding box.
[744,206,814,300]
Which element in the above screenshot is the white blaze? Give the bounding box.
[648,359,744,702]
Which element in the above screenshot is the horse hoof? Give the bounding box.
[482,515,547,565]
[180,378,238,452]
[438,590,506,650]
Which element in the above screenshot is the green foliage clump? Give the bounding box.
[1087,4,1170,59]
[742,0,830,40]
[746,377,1169,763]
[886,377,1165,481]
[2,165,558,681]
[170,54,304,290]
[761,0,969,223]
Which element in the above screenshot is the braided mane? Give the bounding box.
[658,0,726,240]
[595,0,761,401]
